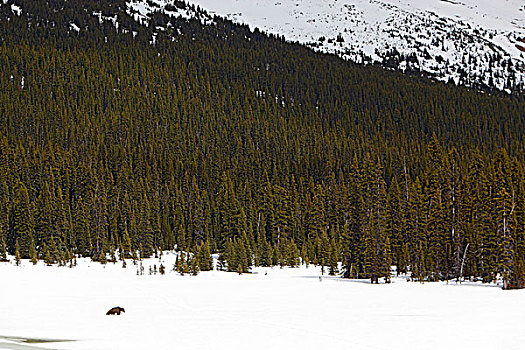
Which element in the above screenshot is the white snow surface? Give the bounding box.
[1,254,525,350]
[69,23,80,33]
[10,4,21,16]
[126,0,214,26]
[186,0,525,91]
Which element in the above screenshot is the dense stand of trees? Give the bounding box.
[1,0,525,288]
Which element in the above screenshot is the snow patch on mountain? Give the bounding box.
[10,3,21,16]
[186,0,525,92]
[126,0,214,26]
[70,23,80,33]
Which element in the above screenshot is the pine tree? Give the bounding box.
[286,240,300,267]
[98,249,108,264]
[197,239,213,271]
[35,182,54,253]
[30,239,38,265]
[0,238,7,261]
[43,243,53,266]
[328,238,338,276]
[463,148,487,281]
[49,237,60,265]
[217,172,244,249]
[409,177,427,281]
[12,182,34,258]
[341,155,364,279]
[271,244,279,266]
[301,243,309,267]
[177,251,187,275]
[221,238,234,271]
[189,254,199,276]
[423,135,447,280]
[493,149,517,289]
[387,176,405,273]
[234,237,250,273]
[15,239,21,266]
[175,222,187,252]
[383,235,392,283]
[74,196,91,257]
[122,226,132,259]
[182,251,189,275]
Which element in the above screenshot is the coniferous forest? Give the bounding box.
[1,0,525,288]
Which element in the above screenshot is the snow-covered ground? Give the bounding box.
[185,0,525,91]
[1,253,525,350]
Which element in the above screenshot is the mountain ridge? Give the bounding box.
[4,0,523,93]
[185,0,525,94]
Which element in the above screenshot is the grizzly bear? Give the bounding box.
[106,306,125,315]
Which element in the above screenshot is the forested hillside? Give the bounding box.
[1,0,525,288]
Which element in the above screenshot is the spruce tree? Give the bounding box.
[0,238,6,261]
[328,238,339,276]
[301,243,309,267]
[15,239,21,266]
[43,243,53,266]
[198,240,213,271]
[35,182,54,253]
[98,249,108,264]
[122,227,132,259]
[12,182,33,258]
[30,240,38,265]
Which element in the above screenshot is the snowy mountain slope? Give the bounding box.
[5,0,521,92]
[184,0,525,93]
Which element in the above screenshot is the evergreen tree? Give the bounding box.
[35,182,55,253]
[43,243,53,266]
[74,196,91,257]
[328,238,338,276]
[0,238,7,261]
[122,227,132,259]
[301,242,309,267]
[30,239,38,265]
[11,182,34,258]
[98,249,108,264]
[197,239,213,271]
[15,239,21,266]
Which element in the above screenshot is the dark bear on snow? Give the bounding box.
[106,306,125,315]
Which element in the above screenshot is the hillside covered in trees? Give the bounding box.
[1,0,525,289]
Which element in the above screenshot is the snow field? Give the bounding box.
[1,253,525,350]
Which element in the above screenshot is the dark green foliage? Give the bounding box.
[177,251,189,275]
[196,240,213,271]
[222,236,251,273]
[14,239,21,266]
[35,182,55,254]
[189,255,199,276]
[11,183,33,258]
[0,238,7,261]
[98,250,108,264]
[29,239,37,265]
[328,238,339,276]
[43,243,52,266]
[0,0,524,288]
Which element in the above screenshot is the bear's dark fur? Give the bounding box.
[106,306,125,315]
